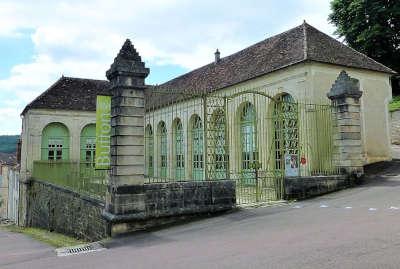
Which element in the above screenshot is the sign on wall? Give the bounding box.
[285,154,299,177]
[95,95,111,170]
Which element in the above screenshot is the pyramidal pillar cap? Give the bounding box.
[106,39,150,87]
[327,70,362,100]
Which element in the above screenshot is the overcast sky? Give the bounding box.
[0,0,336,135]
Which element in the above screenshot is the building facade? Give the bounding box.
[18,22,396,227]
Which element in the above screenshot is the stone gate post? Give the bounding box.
[328,71,364,177]
[103,39,149,234]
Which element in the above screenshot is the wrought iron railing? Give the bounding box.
[32,161,107,201]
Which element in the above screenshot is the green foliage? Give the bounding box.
[389,96,400,111]
[0,135,19,154]
[329,0,400,73]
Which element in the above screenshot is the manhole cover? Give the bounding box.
[56,242,105,257]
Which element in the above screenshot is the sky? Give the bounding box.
[0,0,336,135]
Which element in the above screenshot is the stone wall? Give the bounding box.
[28,179,107,241]
[0,165,9,218]
[391,110,400,145]
[284,175,349,200]
[27,179,235,239]
[104,180,236,235]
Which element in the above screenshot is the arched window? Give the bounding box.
[80,124,96,166]
[213,110,227,179]
[191,115,203,180]
[240,103,258,174]
[174,119,185,180]
[145,124,154,177]
[41,122,70,160]
[158,121,167,178]
[274,93,298,171]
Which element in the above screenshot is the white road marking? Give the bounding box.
[389,206,399,210]
[293,205,302,209]
[368,208,377,211]
[320,204,329,208]
[345,206,352,209]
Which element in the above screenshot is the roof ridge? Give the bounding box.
[61,76,109,83]
[302,20,308,60]
[161,23,306,86]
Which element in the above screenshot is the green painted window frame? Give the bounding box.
[145,125,154,177]
[240,103,258,177]
[174,119,185,180]
[191,115,204,180]
[213,111,228,179]
[41,123,70,161]
[158,122,168,178]
[80,124,96,167]
[273,94,299,170]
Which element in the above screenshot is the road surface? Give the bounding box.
[2,160,400,268]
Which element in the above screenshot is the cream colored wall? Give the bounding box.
[145,63,312,178]
[309,62,392,164]
[20,109,96,180]
[21,62,392,182]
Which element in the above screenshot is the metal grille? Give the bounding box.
[144,86,339,205]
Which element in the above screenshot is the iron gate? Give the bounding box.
[205,90,337,205]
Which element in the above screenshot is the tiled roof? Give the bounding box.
[21,76,111,115]
[159,22,395,95]
[22,22,396,114]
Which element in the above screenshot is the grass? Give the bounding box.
[0,225,86,248]
[389,96,400,112]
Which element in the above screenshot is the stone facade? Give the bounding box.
[328,71,364,176]
[28,179,107,241]
[104,180,235,236]
[285,175,348,200]
[390,110,400,145]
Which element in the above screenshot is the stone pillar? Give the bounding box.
[103,39,149,233]
[327,70,364,177]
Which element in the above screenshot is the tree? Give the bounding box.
[329,0,400,92]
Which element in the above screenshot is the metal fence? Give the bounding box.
[7,167,19,224]
[32,161,107,200]
[31,87,338,205]
[144,86,340,205]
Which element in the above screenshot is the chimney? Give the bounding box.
[214,49,220,63]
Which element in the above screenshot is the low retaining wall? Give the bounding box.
[284,175,349,200]
[28,179,107,241]
[27,179,235,239]
[104,180,236,235]
[391,110,400,144]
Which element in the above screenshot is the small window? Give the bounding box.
[48,138,63,161]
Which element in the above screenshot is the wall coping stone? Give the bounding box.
[31,178,105,207]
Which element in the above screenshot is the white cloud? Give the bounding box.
[0,0,336,134]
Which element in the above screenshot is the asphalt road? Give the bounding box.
[2,160,400,269]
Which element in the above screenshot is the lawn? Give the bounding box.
[0,225,85,248]
[389,96,400,112]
